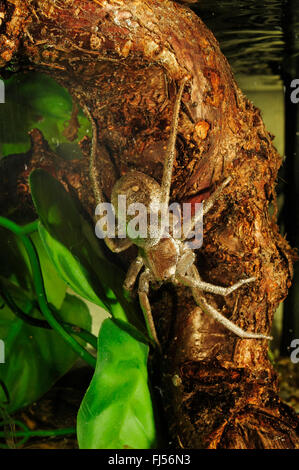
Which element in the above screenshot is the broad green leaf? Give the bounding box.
[39,224,109,310]
[30,231,67,310]
[0,293,91,413]
[0,226,67,311]
[29,169,143,329]
[0,72,91,158]
[77,318,156,449]
[0,227,33,294]
[0,278,38,319]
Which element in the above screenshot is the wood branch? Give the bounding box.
[0,0,298,448]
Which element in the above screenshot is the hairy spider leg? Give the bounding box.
[160,76,189,218]
[185,264,272,340]
[175,245,196,275]
[82,102,106,208]
[177,272,256,297]
[83,101,133,253]
[182,176,232,242]
[138,269,161,349]
[123,256,144,292]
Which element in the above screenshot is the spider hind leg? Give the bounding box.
[181,264,272,340]
[138,270,161,349]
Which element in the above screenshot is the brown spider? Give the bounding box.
[83,77,272,348]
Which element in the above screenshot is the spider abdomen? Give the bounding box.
[111,170,163,247]
[111,170,161,215]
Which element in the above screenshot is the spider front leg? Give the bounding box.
[123,256,144,292]
[138,269,161,349]
[104,237,133,253]
[179,264,272,340]
[82,101,133,254]
[160,76,189,217]
[176,246,196,275]
[182,177,231,242]
[202,177,232,217]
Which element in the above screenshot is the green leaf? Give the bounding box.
[31,231,67,310]
[29,169,143,329]
[0,278,37,319]
[0,72,91,158]
[0,226,67,311]
[39,224,108,310]
[0,293,91,413]
[77,318,157,449]
[0,227,33,294]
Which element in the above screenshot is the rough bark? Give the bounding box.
[0,0,298,448]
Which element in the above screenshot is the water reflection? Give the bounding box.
[188,0,285,75]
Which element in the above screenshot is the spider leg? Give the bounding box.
[202,177,231,217]
[160,76,189,216]
[123,256,144,292]
[176,272,256,297]
[138,269,161,349]
[176,247,196,276]
[181,264,272,340]
[182,177,231,242]
[82,101,133,254]
[81,101,106,208]
[105,237,133,253]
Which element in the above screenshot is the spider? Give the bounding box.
[82,76,272,348]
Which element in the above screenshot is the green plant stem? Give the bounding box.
[0,427,76,438]
[0,216,96,367]
[1,288,98,350]
[0,419,76,448]
[21,220,39,235]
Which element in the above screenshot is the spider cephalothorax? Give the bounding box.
[83,77,272,348]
